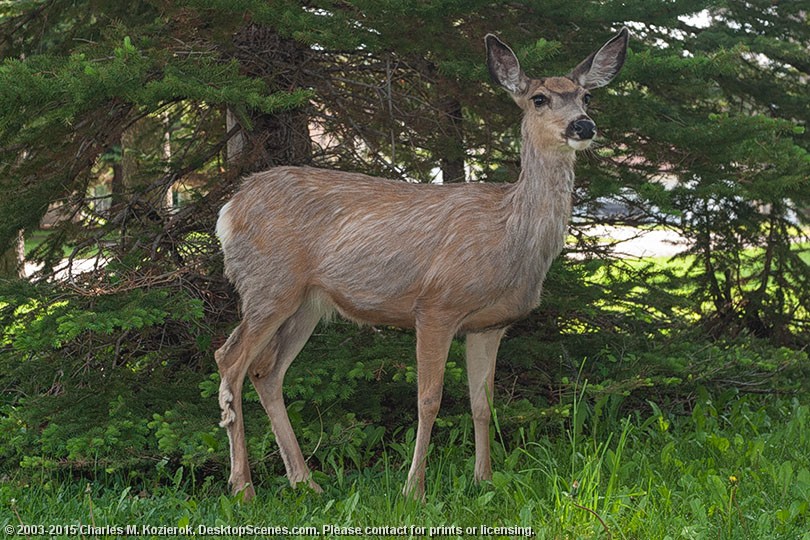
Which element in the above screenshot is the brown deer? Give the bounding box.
[215,28,628,500]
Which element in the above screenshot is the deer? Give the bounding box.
[214,28,629,501]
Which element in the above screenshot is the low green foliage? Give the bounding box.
[1,255,809,539]
[3,391,809,539]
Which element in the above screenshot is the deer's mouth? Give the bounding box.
[566,137,593,151]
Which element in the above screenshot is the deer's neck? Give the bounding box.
[502,127,576,303]
[507,134,576,256]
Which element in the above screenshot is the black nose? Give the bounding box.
[571,118,596,140]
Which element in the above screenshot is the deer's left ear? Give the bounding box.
[569,27,629,89]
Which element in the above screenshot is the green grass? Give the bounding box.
[23,230,51,257]
[23,230,108,259]
[4,391,809,539]
[4,234,809,539]
[583,239,810,335]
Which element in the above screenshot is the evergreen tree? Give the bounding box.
[0,0,807,479]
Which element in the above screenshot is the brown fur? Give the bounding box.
[215,28,628,500]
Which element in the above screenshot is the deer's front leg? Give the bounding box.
[465,329,505,482]
[403,321,455,499]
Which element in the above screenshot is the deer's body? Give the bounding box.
[215,29,628,500]
[219,153,572,333]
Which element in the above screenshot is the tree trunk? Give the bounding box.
[227,24,312,173]
[0,231,24,279]
[120,114,172,214]
[112,114,174,256]
[438,95,465,183]
[111,158,125,211]
[226,107,245,165]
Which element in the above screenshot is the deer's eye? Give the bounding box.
[531,94,548,107]
[583,93,592,106]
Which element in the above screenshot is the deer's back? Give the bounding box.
[218,166,536,328]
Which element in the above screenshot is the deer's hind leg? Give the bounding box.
[216,309,294,499]
[248,296,327,492]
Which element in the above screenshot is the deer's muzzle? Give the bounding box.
[566,117,596,150]
[569,118,596,139]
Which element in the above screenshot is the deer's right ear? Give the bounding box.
[485,34,529,95]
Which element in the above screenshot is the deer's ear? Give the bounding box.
[485,34,530,95]
[569,27,629,89]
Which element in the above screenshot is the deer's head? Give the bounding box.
[486,28,628,152]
